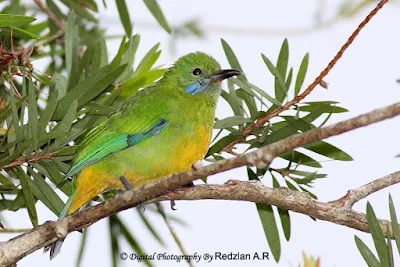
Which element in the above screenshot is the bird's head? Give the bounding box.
[167,52,242,97]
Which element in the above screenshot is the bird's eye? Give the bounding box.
[192,68,202,76]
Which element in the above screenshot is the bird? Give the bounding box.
[44,51,242,259]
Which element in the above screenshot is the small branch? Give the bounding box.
[34,30,65,48]
[33,0,64,31]
[0,228,31,234]
[156,203,195,267]
[222,0,388,153]
[1,152,56,169]
[0,101,398,266]
[337,171,400,209]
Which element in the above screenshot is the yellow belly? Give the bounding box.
[68,124,212,214]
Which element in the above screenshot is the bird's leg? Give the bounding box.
[120,175,133,190]
[119,176,145,212]
[168,161,201,211]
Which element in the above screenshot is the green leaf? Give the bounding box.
[76,228,88,267]
[108,216,120,267]
[133,43,161,76]
[27,79,38,150]
[386,226,394,267]
[143,0,171,34]
[236,89,258,119]
[304,141,353,161]
[262,54,287,101]
[53,65,113,119]
[116,35,141,84]
[286,67,293,90]
[0,14,35,27]
[116,216,153,267]
[206,132,241,156]
[137,209,165,246]
[52,101,78,148]
[256,203,281,262]
[214,116,252,129]
[27,167,64,215]
[78,64,127,106]
[110,36,127,69]
[272,174,291,241]
[366,202,389,266]
[0,27,39,39]
[389,194,400,255]
[116,0,132,36]
[65,11,80,90]
[355,236,381,267]
[280,150,322,168]
[275,39,289,102]
[60,0,98,22]
[38,90,58,133]
[221,39,246,81]
[221,90,243,116]
[16,167,38,226]
[294,53,309,97]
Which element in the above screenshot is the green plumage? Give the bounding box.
[46,52,241,259]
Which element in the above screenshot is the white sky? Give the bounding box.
[3,1,400,266]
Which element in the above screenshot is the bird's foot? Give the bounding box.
[191,160,203,171]
[119,176,145,212]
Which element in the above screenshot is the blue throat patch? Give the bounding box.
[185,78,210,95]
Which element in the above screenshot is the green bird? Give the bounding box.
[45,52,241,258]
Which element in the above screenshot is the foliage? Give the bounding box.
[355,195,400,267]
[0,0,361,265]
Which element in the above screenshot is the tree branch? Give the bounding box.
[33,0,64,31]
[151,171,400,236]
[221,0,389,153]
[0,102,399,266]
[1,152,56,169]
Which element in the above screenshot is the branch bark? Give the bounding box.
[0,101,398,266]
[151,171,400,236]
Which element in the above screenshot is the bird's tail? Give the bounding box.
[44,190,76,259]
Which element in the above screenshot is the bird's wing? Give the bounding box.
[65,108,169,178]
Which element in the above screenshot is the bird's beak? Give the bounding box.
[210,69,243,82]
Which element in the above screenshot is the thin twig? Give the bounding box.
[156,203,195,267]
[0,101,398,266]
[1,152,56,169]
[221,0,389,153]
[33,0,64,30]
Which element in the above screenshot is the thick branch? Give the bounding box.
[0,102,399,266]
[222,0,388,153]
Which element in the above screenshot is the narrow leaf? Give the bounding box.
[116,0,132,36]
[304,141,353,161]
[366,202,389,266]
[0,14,35,27]
[143,0,171,34]
[294,53,309,96]
[256,204,281,262]
[355,236,381,267]
[275,39,289,102]
[221,39,246,81]
[214,116,252,129]
[16,167,38,226]
[389,194,400,255]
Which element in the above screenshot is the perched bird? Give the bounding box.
[45,52,241,258]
